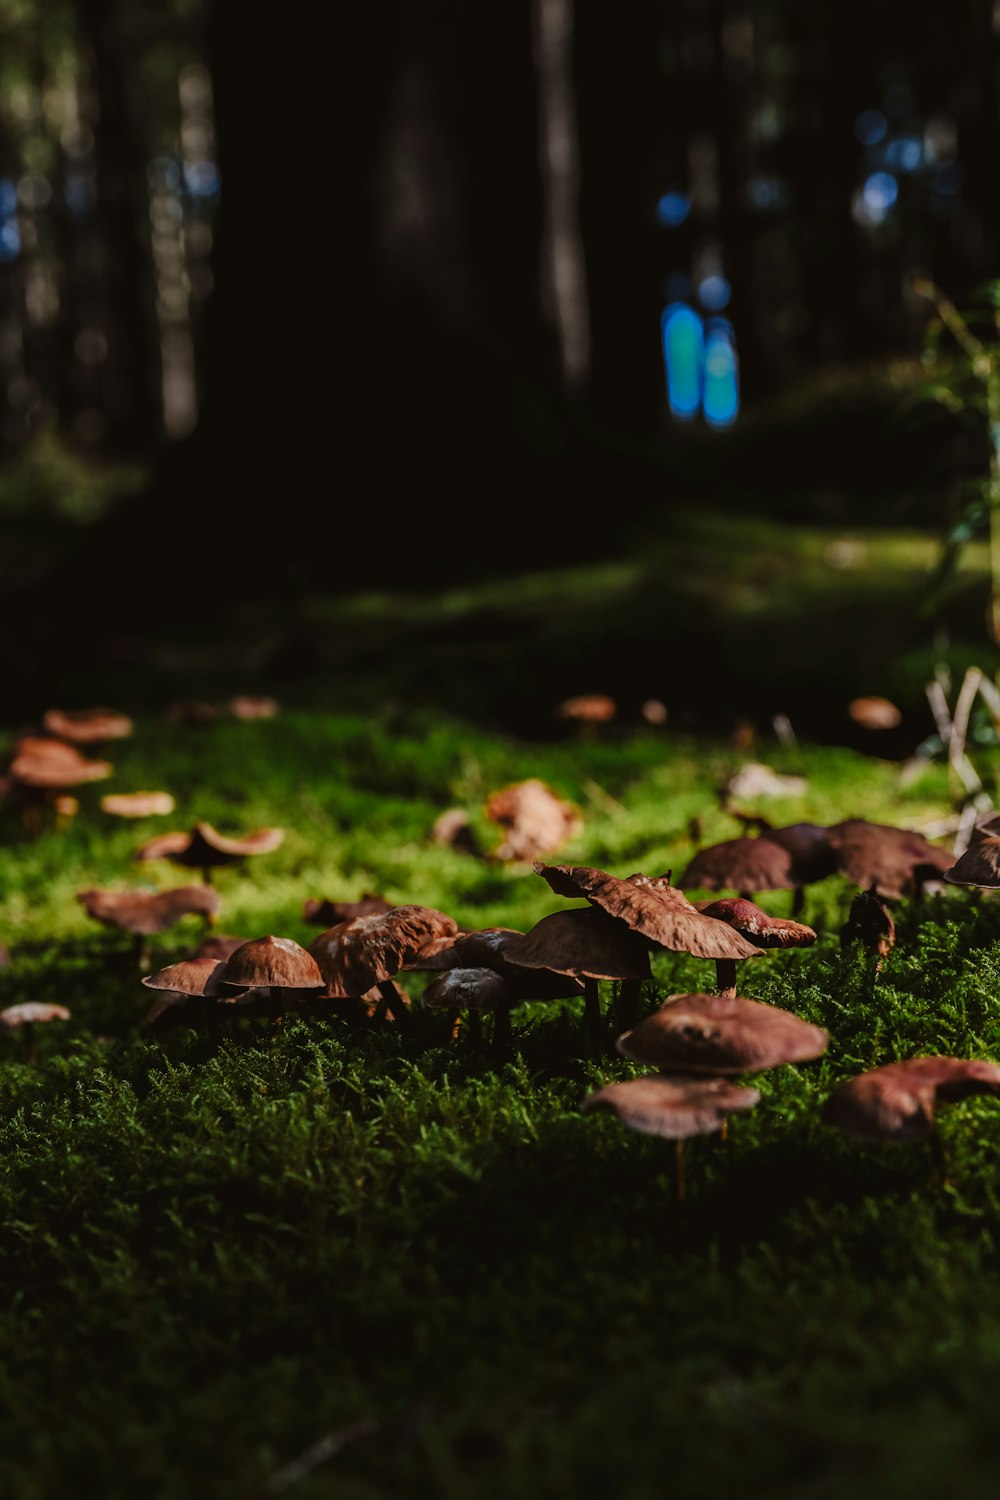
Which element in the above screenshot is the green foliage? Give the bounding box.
[0,711,999,1497]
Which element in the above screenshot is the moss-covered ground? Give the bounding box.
[2,709,1000,1498]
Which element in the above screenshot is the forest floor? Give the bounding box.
[3,708,1000,1499]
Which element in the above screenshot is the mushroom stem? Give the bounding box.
[132,933,148,969]
[715,958,738,999]
[492,1003,512,1054]
[673,1139,686,1202]
[23,1022,36,1066]
[448,1009,461,1041]
[467,1010,483,1047]
[719,1119,729,1144]
[616,978,642,1033]
[791,886,805,918]
[376,980,410,1031]
[583,977,602,1050]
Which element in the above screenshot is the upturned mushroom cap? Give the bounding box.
[582,1074,760,1138]
[9,737,112,789]
[220,936,324,991]
[77,885,220,934]
[825,820,952,900]
[141,957,231,997]
[503,908,652,981]
[101,791,176,818]
[0,1002,70,1030]
[823,1056,1000,1143]
[616,992,828,1075]
[309,906,459,997]
[943,837,1000,889]
[533,863,762,961]
[135,822,284,869]
[695,898,816,950]
[679,838,796,894]
[302,893,394,927]
[840,884,895,956]
[405,926,585,1000]
[485,779,582,862]
[422,968,510,1012]
[43,707,133,743]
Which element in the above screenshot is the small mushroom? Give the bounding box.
[134,822,284,884]
[422,967,512,1048]
[695,897,816,997]
[823,1056,1000,1152]
[848,696,902,731]
[484,779,582,862]
[43,707,133,743]
[77,885,220,961]
[943,835,1000,890]
[101,791,176,818]
[680,837,796,900]
[556,694,617,732]
[140,956,258,1034]
[0,1001,70,1063]
[616,993,828,1075]
[225,696,279,719]
[826,820,952,900]
[309,906,459,1028]
[840,884,895,960]
[219,935,325,1023]
[431,808,483,858]
[582,1074,760,1198]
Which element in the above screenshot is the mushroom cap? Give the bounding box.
[431,808,483,856]
[556,694,617,723]
[485,779,582,862]
[135,822,284,869]
[141,957,231,997]
[943,836,1000,889]
[220,935,324,991]
[43,707,133,743]
[616,992,828,1075]
[503,908,652,982]
[101,791,176,818]
[826,820,952,899]
[309,906,459,997]
[695,898,816,950]
[422,968,510,1012]
[302,893,395,927]
[848,696,902,731]
[823,1056,1000,1143]
[758,823,839,885]
[680,838,796,894]
[582,1074,760,1139]
[0,1002,70,1030]
[225,695,278,719]
[839,884,895,956]
[77,885,220,934]
[405,927,585,1000]
[533,863,762,961]
[9,737,112,789]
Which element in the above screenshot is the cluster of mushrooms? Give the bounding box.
[5,704,1000,1197]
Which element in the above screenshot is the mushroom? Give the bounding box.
[219,935,325,1023]
[825,820,952,900]
[531,863,761,1029]
[101,791,176,818]
[77,885,220,961]
[556,694,617,733]
[431,808,483,858]
[134,821,285,884]
[679,837,797,902]
[755,823,838,914]
[943,835,1000,890]
[848,696,902,731]
[422,968,512,1048]
[502,907,651,1049]
[43,707,133,743]
[405,926,584,1041]
[823,1057,1000,1164]
[616,993,828,1075]
[484,779,582,862]
[309,906,459,1028]
[695,898,816,997]
[840,884,895,961]
[225,696,278,719]
[582,1074,760,1199]
[302,893,394,927]
[7,737,112,830]
[0,1002,70,1063]
[140,956,258,1033]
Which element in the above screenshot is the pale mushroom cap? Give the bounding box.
[141,957,230,997]
[220,935,324,991]
[616,993,828,1074]
[422,968,510,1011]
[0,1002,70,1030]
[77,885,220,934]
[533,863,762,961]
[582,1074,760,1139]
[43,707,133,743]
[848,696,902,731]
[309,906,459,997]
[680,838,796,894]
[225,696,278,719]
[102,791,176,818]
[485,779,581,862]
[695,898,816,950]
[823,1056,1000,1143]
[943,836,1000,889]
[503,908,652,981]
[556,694,617,723]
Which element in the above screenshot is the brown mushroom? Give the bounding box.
[309,906,458,1028]
[225,696,278,720]
[9,737,112,796]
[757,823,839,913]
[556,694,617,730]
[77,885,220,960]
[840,884,895,960]
[679,837,796,899]
[101,791,176,818]
[431,808,483,858]
[140,956,260,1034]
[823,1056,1000,1148]
[826,820,952,900]
[616,992,828,1075]
[0,1001,70,1063]
[302,893,394,927]
[848,696,902,731]
[422,967,512,1048]
[217,935,324,1024]
[134,821,284,884]
[695,897,816,997]
[943,836,1000,889]
[582,1073,760,1198]
[43,707,133,743]
[484,779,582,862]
